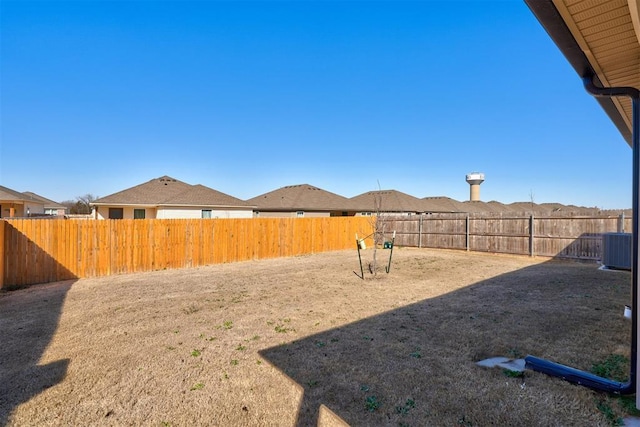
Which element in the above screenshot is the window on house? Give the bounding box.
[202,209,212,219]
[296,211,304,217]
[134,209,145,219]
[108,208,124,219]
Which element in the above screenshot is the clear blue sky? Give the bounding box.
[0,1,632,209]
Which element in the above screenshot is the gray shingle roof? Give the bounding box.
[164,184,253,207]
[0,185,41,202]
[247,184,356,211]
[21,191,66,208]
[422,196,466,212]
[93,176,253,208]
[350,190,425,213]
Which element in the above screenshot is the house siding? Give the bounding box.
[255,211,331,218]
[95,206,158,220]
[95,206,253,219]
[0,202,45,217]
[158,207,253,219]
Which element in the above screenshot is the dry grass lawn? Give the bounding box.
[0,247,635,426]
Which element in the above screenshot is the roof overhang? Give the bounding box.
[525,0,640,146]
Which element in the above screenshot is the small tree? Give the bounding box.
[61,194,98,214]
[367,182,388,276]
[76,194,97,214]
[529,189,535,213]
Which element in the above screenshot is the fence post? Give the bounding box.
[0,220,4,288]
[418,214,423,248]
[466,214,470,251]
[529,214,535,257]
[618,213,625,233]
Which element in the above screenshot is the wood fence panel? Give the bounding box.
[383,217,418,247]
[216,220,229,264]
[533,217,616,258]
[468,215,530,255]
[0,221,4,288]
[54,220,64,281]
[420,214,466,250]
[238,219,248,261]
[316,218,327,253]
[202,220,214,265]
[1,215,626,289]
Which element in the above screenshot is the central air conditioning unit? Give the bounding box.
[601,232,631,270]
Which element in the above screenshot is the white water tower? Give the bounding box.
[466,172,485,201]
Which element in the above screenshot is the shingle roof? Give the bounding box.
[422,196,466,212]
[350,190,425,213]
[164,184,253,207]
[21,191,66,208]
[484,201,511,213]
[93,176,253,208]
[0,185,44,203]
[247,184,356,211]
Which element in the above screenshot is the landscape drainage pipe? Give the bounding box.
[524,75,639,395]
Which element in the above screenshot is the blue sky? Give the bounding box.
[0,1,632,209]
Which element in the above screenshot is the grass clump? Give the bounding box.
[395,398,416,415]
[365,395,380,412]
[591,354,628,382]
[190,383,204,391]
[274,324,294,333]
[221,320,233,330]
[596,399,623,426]
[502,369,524,378]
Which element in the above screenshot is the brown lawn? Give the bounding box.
[0,248,634,426]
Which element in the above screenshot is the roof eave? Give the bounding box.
[524,0,633,146]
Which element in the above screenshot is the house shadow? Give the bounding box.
[259,257,632,426]
[550,232,604,262]
[0,223,77,426]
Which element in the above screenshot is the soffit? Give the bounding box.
[549,0,640,145]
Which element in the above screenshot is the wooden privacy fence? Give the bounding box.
[382,213,631,259]
[0,217,375,288]
[1,214,631,289]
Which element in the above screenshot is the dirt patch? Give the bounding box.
[0,248,633,426]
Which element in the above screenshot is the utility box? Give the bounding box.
[601,232,632,270]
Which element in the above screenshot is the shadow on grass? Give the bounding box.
[260,258,632,426]
[0,223,77,426]
[0,280,75,426]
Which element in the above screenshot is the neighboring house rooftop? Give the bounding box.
[350,190,426,213]
[93,176,254,208]
[163,184,253,208]
[422,196,467,213]
[0,185,44,203]
[247,184,356,211]
[22,191,66,210]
